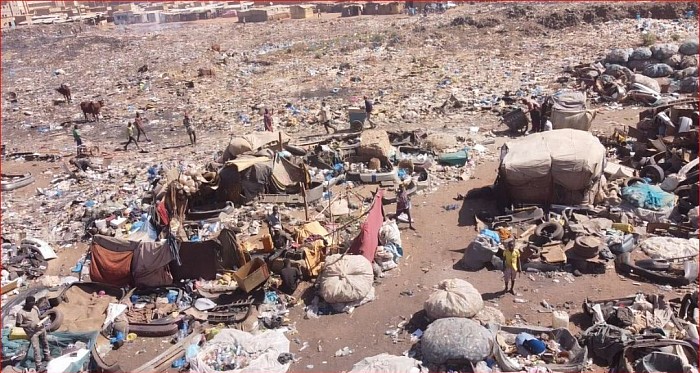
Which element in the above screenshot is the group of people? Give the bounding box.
[262,95,377,134]
[521,97,553,134]
[71,111,199,155]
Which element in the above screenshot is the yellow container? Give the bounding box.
[9,327,28,340]
[261,234,274,253]
[612,223,634,234]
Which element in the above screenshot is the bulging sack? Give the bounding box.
[421,318,493,364]
[424,278,484,319]
[643,63,674,78]
[679,40,699,56]
[317,254,374,303]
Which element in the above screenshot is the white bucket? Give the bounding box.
[552,310,569,329]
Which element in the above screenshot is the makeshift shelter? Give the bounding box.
[290,5,315,19]
[220,131,291,163]
[89,228,244,286]
[171,228,248,281]
[549,90,597,131]
[498,129,606,206]
[217,154,309,204]
[348,189,385,262]
[236,6,290,22]
[342,4,363,17]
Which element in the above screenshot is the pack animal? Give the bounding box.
[80,100,104,122]
[198,68,215,77]
[56,84,71,103]
[211,44,221,52]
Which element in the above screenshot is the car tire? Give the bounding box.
[635,259,671,271]
[535,222,564,240]
[42,309,63,332]
[624,177,646,187]
[640,165,665,184]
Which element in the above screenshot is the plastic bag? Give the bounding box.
[379,220,402,247]
[424,279,484,320]
[643,63,674,78]
[421,318,493,364]
[621,183,675,211]
[679,40,699,56]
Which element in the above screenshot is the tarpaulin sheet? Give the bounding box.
[2,329,98,372]
[170,240,219,281]
[348,190,385,262]
[500,129,605,205]
[131,241,174,288]
[243,131,290,151]
[89,241,133,287]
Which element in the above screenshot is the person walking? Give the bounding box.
[363,96,376,128]
[317,101,337,134]
[395,183,415,230]
[124,122,142,151]
[263,108,274,132]
[502,240,521,294]
[72,124,82,151]
[134,112,151,142]
[16,296,51,370]
[183,112,196,145]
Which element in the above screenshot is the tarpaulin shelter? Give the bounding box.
[90,235,173,288]
[170,228,248,281]
[89,228,245,286]
[220,131,291,163]
[217,156,273,204]
[348,189,385,262]
[217,155,309,204]
[549,90,597,131]
[499,129,606,206]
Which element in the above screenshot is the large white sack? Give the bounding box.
[318,254,374,303]
[421,318,493,364]
[473,306,506,326]
[424,278,484,320]
[639,237,699,260]
[191,329,290,373]
[350,353,427,373]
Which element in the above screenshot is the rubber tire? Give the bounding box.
[572,236,600,259]
[535,222,564,240]
[640,165,665,184]
[42,309,63,332]
[129,322,179,337]
[635,259,671,271]
[624,177,647,187]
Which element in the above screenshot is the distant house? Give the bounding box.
[236,6,290,23]
[364,2,404,15]
[290,4,314,19]
[341,4,363,17]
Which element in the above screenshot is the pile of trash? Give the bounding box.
[566,40,699,106]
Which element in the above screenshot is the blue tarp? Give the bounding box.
[621,182,675,211]
[2,328,99,371]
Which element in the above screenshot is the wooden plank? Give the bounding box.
[132,326,202,373]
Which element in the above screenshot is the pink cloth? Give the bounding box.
[348,190,385,262]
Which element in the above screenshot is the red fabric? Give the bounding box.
[90,242,133,287]
[156,201,170,226]
[348,190,385,263]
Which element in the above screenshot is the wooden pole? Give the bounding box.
[278,131,283,152]
[300,182,309,222]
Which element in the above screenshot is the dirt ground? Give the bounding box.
[1,2,698,372]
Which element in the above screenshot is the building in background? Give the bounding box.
[1,1,29,27]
